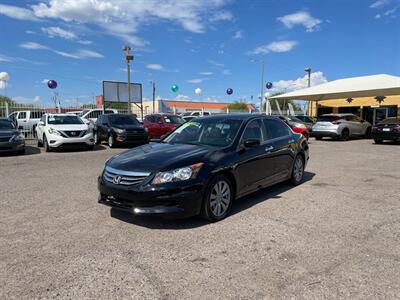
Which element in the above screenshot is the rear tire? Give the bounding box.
[43,135,51,152]
[290,155,304,185]
[340,128,350,141]
[374,138,383,144]
[365,127,372,139]
[315,136,322,140]
[201,175,233,222]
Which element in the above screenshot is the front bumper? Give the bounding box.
[371,131,400,141]
[114,133,148,145]
[97,176,204,218]
[0,141,25,153]
[48,133,94,148]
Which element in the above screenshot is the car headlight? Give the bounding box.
[48,127,62,136]
[10,134,24,143]
[152,163,203,184]
[112,127,125,134]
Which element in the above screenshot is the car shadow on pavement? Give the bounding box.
[52,144,107,152]
[0,145,40,157]
[110,171,316,230]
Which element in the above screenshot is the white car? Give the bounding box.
[36,114,95,152]
[78,109,118,124]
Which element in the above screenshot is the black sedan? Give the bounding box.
[0,118,25,154]
[94,114,148,148]
[98,114,309,222]
[371,117,400,143]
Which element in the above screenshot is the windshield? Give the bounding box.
[48,115,84,125]
[109,115,139,125]
[163,115,185,125]
[164,118,243,147]
[0,119,15,130]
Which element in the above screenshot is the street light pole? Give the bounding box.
[123,45,134,114]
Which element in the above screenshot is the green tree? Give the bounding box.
[0,95,16,106]
[227,100,248,112]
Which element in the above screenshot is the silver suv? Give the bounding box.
[312,114,371,141]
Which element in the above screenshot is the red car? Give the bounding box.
[277,115,310,140]
[143,114,185,139]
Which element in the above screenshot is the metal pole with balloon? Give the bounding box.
[47,80,60,112]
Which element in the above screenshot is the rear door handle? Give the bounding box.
[265,146,274,152]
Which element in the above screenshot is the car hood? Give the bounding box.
[107,142,213,173]
[111,124,144,130]
[0,129,19,137]
[48,124,88,131]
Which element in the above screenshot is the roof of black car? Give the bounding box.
[200,114,278,121]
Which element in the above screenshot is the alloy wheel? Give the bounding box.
[293,156,304,183]
[108,135,114,148]
[209,181,231,217]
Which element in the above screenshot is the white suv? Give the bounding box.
[78,109,118,123]
[36,114,95,151]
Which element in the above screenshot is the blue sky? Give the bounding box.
[0,0,399,107]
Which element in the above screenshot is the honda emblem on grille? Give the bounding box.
[113,175,122,184]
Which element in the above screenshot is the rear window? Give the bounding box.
[380,117,400,125]
[317,115,341,122]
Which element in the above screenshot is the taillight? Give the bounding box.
[331,121,341,125]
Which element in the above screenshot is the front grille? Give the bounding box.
[62,130,86,138]
[103,166,151,186]
[0,137,11,142]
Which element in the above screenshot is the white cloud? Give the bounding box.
[187,78,208,83]
[222,69,231,75]
[0,53,14,62]
[13,0,231,46]
[199,71,213,75]
[41,79,49,84]
[273,71,327,92]
[233,30,243,39]
[370,0,390,8]
[19,41,103,59]
[248,40,298,55]
[77,40,92,45]
[146,64,163,70]
[25,30,36,35]
[208,59,224,67]
[277,11,322,32]
[0,4,39,21]
[12,96,41,103]
[41,26,77,40]
[20,42,49,50]
[176,94,190,101]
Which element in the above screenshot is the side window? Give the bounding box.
[345,115,355,121]
[18,112,26,119]
[241,119,264,143]
[263,119,291,140]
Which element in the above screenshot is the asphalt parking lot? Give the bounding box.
[1,139,399,299]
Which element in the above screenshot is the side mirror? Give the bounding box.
[243,139,260,148]
[38,121,45,126]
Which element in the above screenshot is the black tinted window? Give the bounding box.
[18,112,26,119]
[263,119,291,139]
[109,115,139,125]
[241,119,263,142]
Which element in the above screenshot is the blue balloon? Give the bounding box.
[48,80,57,89]
[226,88,233,95]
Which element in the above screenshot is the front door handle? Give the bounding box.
[265,146,274,152]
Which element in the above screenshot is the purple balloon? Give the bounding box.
[266,82,273,89]
[47,80,58,89]
[226,88,233,95]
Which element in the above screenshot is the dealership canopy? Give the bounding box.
[269,74,400,101]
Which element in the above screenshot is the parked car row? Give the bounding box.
[0,118,25,154]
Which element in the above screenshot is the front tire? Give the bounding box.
[290,155,304,185]
[108,134,116,148]
[94,132,100,145]
[43,135,51,152]
[201,175,233,222]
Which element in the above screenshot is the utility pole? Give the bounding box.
[304,67,312,116]
[123,45,134,114]
[150,81,156,113]
[260,60,265,113]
